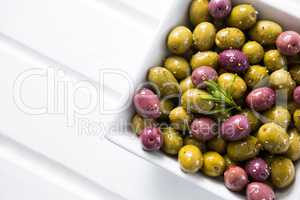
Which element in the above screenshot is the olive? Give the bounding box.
[131,114,156,135]
[133,88,161,119]
[263,106,291,129]
[191,66,218,88]
[264,49,287,72]
[227,136,260,162]
[241,110,261,131]
[246,87,275,112]
[179,76,195,93]
[169,106,191,131]
[249,20,283,46]
[158,99,175,121]
[164,56,190,80]
[294,109,300,131]
[219,49,249,73]
[223,155,236,169]
[190,51,219,69]
[184,135,206,152]
[244,65,269,88]
[217,73,247,99]
[208,0,231,19]
[181,88,215,113]
[269,69,296,96]
[162,127,183,155]
[285,129,300,161]
[227,4,257,30]
[257,123,289,154]
[167,26,193,55]
[276,31,300,56]
[148,67,179,97]
[140,127,163,151]
[246,182,276,200]
[178,145,203,173]
[221,114,251,141]
[216,28,246,49]
[207,136,227,154]
[245,158,270,181]
[242,41,264,65]
[191,117,217,142]
[189,0,210,26]
[202,151,225,177]
[270,157,295,188]
[193,22,216,51]
[289,64,300,84]
[293,86,300,104]
[224,166,248,192]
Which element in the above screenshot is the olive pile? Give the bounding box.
[131,0,300,199]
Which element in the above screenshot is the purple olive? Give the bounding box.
[221,114,251,141]
[245,158,270,181]
[246,87,275,112]
[219,49,249,73]
[247,182,276,200]
[276,31,300,56]
[140,127,163,151]
[191,66,218,89]
[208,0,232,19]
[293,86,300,104]
[191,117,217,141]
[224,166,248,192]
[133,88,161,119]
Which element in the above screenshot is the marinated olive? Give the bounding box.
[179,76,195,93]
[269,69,296,96]
[190,51,219,69]
[223,155,236,169]
[227,4,257,30]
[164,56,190,80]
[249,20,283,46]
[189,0,210,26]
[241,110,261,131]
[207,136,227,154]
[217,73,247,99]
[270,157,295,188]
[191,117,217,142]
[245,158,270,181]
[285,129,300,161]
[159,99,175,121]
[184,135,207,152]
[246,182,276,200]
[162,127,183,155]
[191,66,218,88]
[227,136,260,162]
[289,64,300,84]
[221,114,251,141]
[264,49,287,72]
[219,49,249,73]
[131,114,156,135]
[244,65,269,88]
[216,28,246,49]
[169,106,191,131]
[242,41,264,64]
[246,87,275,112]
[167,26,193,55]
[263,106,291,129]
[293,86,300,104]
[193,22,216,51]
[140,127,163,151]
[202,151,225,177]
[208,0,231,19]
[294,109,300,131]
[257,123,289,154]
[276,31,300,56]
[178,145,203,173]
[224,166,248,192]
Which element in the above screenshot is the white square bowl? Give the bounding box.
[106,0,300,199]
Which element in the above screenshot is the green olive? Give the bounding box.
[264,106,291,129]
[184,135,206,152]
[190,51,219,70]
[224,155,237,169]
[148,67,179,97]
[202,151,225,177]
[178,145,203,173]
[227,4,257,30]
[216,27,245,49]
[131,114,156,135]
[164,56,190,80]
[159,99,175,121]
[249,20,283,46]
[193,22,216,51]
[241,109,261,131]
[169,106,191,131]
[287,101,300,114]
[293,109,300,131]
[162,127,183,155]
[285,129,300,161]
[217,73,247,99]
[264,50,287,72]
[242,41,264,64]
[269,69,296,97]
[271,157,295,188]
[189,0,210,26]
[207,136,227,154]
[227,136,261,162]
[167,26,193,55]
[181,89,214,113]
[244,65,269,88]
[179,76,195,94]
[289,64,300,84]
[257,123,289,154]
